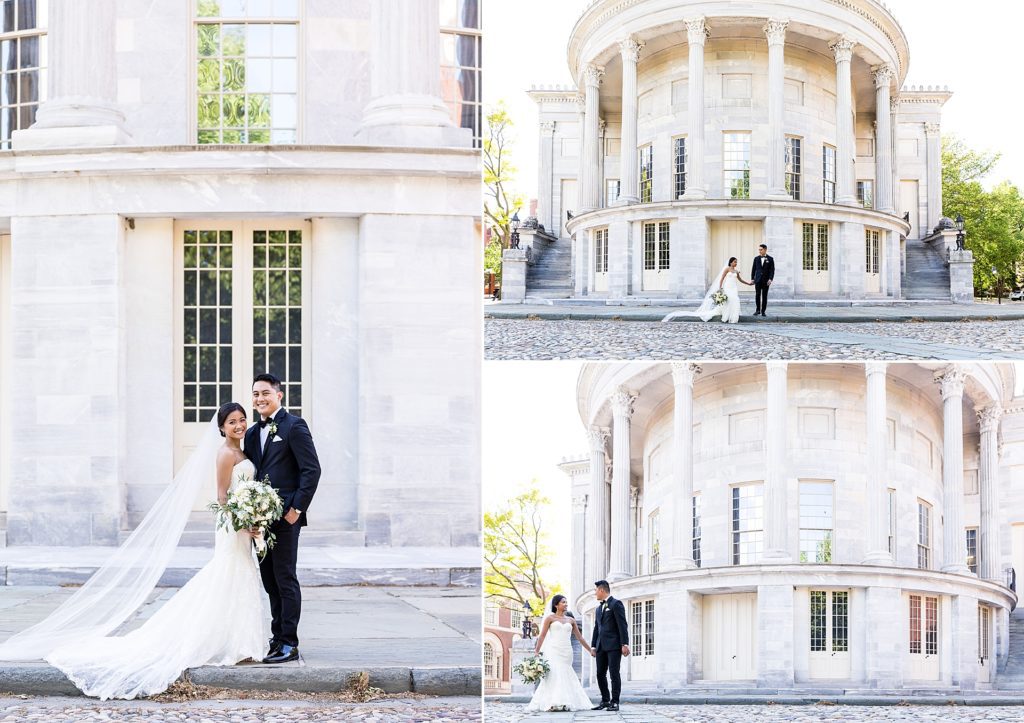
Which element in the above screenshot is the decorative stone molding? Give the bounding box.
[873,64,895,88]
[829,35,857,63]
[891,95,901,113]
[763,19,789,46]
[924,122,941,137]
[574,93,586,114]
[935,366,967,400]
[572,495,588,512]
[583,64,605,89]
[671,362,702,388]
[977,404,1003,434]
[610,388,637,417]
[685,17,710,46]
[599,118,607,135]
[587,426,610,452]
[619,35,644,62]
[865,361,888,378]
[540,121,556,136]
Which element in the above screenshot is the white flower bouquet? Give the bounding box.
[208,474,284,559]
[513,654,550,685]
[711,289,729,306]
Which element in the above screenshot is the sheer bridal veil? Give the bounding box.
[0,416,223,661]
[661,263,732,322]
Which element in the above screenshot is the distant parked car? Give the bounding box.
[1010,289,1024,301]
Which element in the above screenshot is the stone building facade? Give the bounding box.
[0,0,482,549]
[564,362,1021,691]
[529,0,957,301]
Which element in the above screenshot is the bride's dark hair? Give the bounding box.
[728,257,738,266]
[550,594,566,613]
[217,402,247,437]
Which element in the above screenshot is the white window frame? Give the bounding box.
[0,0,48,150]
[785,136,802,200]
[731,482,764,565]
[799,481,834,564]
[606,178,621,206]
[723,131,752,199]
[823,144,837,204]
[673,135,687,199]
[648,509,660,574]
[917,500,932,570]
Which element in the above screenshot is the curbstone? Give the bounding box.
[411,667,481,696]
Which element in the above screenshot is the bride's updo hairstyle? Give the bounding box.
[217,402,247,437]
[728,257,738,266]
[550,594,566,613]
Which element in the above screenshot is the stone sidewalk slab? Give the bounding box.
[489,691,1024,705]
[0,586,482,697]
[486,301,1024,324]
[0,546,480,587]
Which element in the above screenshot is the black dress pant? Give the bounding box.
[260,519,302,647]
[755,282,770,313]
[595,648,623,703]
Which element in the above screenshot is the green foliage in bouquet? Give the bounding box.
[513,654,550,685]
[208,474,284,560]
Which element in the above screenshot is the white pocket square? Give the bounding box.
[272,435,283,442]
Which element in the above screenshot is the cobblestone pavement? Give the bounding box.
[485,319,1024,360]
[483,702,1024,722]
[0,696,481,722]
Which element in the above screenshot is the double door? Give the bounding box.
[808,590,851,679]
[702,593,757,681]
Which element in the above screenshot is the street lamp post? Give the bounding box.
[521,601,533,639]
[992,265,1002,305]
[955,213,966,252]
[510,211,521,250]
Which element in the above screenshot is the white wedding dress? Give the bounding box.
[44,459,270,700]
[526,618,593,712]
[662,266,743,324]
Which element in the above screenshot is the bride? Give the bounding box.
[526,595,594,713]
[662,256,754,324]
[0,402,270,700]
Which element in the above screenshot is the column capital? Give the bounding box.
[685,17,710,46]
[582,64,605,89]
[619,36,644,62]
[575,93,586,114]
[873,64,896,89]
[573,495,588,512]
[540,121,556,136]
[935,366,967,400]
[766,360,788,375]
[599,118,608,135]
[977,404,1003,433]
[865,361,889,378]
[924,122,941,138]
[610,388,638,418]
[587,426,610,453]
[829,36,857,63]
[671,362,702,389]
[891,95,901,113]
[763,19,789,46]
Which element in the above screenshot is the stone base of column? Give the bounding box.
[838,195,859,207]
[941,563,972,575]
[765,190,792,201]
[500,249,528,303]
[682,188,707,201]
[761,550,792,563]
[606,570,630,583]
[861,550,894,566]
[668,557,698,571]
[613,195,639,206]
[360,94,470,148]
[949,250,975,304]
[14,99,132,150]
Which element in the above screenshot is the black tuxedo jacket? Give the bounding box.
[244,408,321,527]
[752,254,775,284]
[591,596,629,652]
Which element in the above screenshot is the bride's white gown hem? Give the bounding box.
[44,459,270,701]
[526,619,593,713]
[662,267,742,324]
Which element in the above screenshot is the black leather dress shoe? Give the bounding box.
[591,702,609,710]
[606,702,620,711]
[266,639,282,656]
[262,644,299,664]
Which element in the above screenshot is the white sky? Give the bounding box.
[483,0,1024,202]
[482,361,587,592]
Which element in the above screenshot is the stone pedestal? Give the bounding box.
[864,586,903,688]
[510,638,539,695]
[757,584,795,686]
[949,249,975,304]
[500,249,528,303]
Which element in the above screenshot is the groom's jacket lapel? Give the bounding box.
[260,410,290,470]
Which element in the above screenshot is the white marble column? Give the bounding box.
[15,0,130,149]
[925,122,943,233]
[585,427,610,586]
[936,367,970,574]
[538,121,556,232]
[361,0,464,147]
[670,363,701,569]
[682,18,709,200]
[608,388,637,581]
[580,65,605,213]
[571,494,588,606]
[862,363,894,565]
[829,36,858,206]
[617,37,643,205]
[977,404,1002,581]
[763,362,791,561]
[873,65,895,213]
[764,19,790,200]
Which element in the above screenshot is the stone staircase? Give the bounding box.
[903,238,951,300]
[998,608,1024,689]
[525,239,573,299]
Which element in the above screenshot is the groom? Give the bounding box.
[590,580,629,712]
[245,373,321,664]
[751,243,775,317]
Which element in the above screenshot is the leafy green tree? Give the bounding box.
[942,136,1024,295]
[484,483,561,617]
[483,103,526,250]
[484,239,503,287]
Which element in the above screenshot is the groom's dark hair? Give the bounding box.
[253,372,282,392]
[759,244,768,250]
[595,580,610,593]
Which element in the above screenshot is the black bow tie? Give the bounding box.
[258,419,270,428]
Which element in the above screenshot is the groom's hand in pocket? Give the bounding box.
[284,508,300,525]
